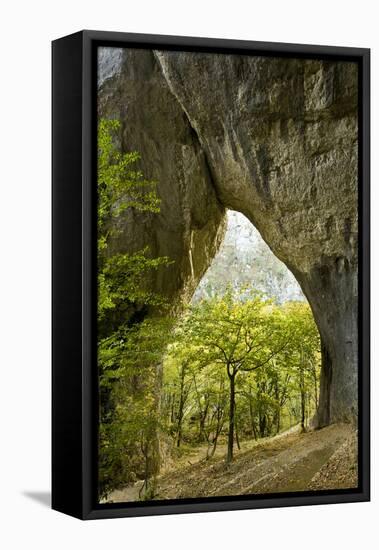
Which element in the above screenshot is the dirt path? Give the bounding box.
[107,423,357,503]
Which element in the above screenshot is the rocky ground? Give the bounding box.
[106,423,358,503]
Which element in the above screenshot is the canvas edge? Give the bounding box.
[52,30,370,520]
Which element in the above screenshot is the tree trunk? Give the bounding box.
[207,409,224,460]
[235,413,241,451]
[199,401,209,442]
[227,372,236,464]
[259,411,266,438]
[176,365,186,447]
[300,361,306,431]
[145,361,164,491]
[249,403,258,440]
[176,418,183,448]
[273,380,281,434]
[276,408,281,434]
[311,361,319,410]
[300,390,306,431]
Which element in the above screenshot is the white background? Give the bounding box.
[0,1,376,548]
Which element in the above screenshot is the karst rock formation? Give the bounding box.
[98,47,358,427]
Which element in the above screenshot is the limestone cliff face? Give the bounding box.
[98,48,358,426]
[98,48,226,310]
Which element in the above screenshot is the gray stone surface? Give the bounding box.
[98,47,123,87]
[98,48,226,311]
[98,48,358,426]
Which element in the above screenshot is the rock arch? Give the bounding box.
[98,48,358,426]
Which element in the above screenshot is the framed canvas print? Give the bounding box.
[52,30,370,520]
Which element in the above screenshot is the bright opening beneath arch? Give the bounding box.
[193,210,305,304]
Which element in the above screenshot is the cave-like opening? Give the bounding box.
[186,209,320,446]
[192,210,305,304]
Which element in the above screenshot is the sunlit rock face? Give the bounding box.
[98,47,123,87]
[98,48,358,426]
[98,48,226,311]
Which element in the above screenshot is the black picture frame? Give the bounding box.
[52,30,370,520]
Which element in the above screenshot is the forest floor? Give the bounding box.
[106,423,358,503]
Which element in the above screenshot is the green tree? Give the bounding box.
[97,118,168,335]
[182,288,290,463]
[281,302,321,431]
[97,118,171,499]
